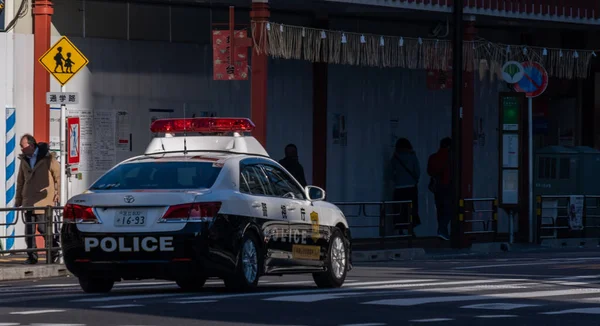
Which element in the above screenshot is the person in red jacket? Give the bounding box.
[427,137,452,240]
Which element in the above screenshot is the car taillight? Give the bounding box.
[160,202,222,222]
[63,204,98,223]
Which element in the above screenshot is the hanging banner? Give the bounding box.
[212,30,249,81]
[67,116,80,165]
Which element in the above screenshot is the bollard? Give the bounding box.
[45,206,53,264]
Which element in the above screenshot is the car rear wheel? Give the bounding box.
[313,228,348,288]
[78,276,115,293]
[176,277,207,292]
[224,232,261,291]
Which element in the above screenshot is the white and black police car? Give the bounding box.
[61,117,352,293]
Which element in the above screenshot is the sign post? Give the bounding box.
[498,92,526,243]
[513,61,549,243]
[39,36,89,207]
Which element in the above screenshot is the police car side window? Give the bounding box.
[240,165,268,196]
[260,164,305,199]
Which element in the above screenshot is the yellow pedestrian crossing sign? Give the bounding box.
[38,36,89,86]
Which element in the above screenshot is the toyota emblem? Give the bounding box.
[124,195,135,203]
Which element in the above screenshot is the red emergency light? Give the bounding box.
[150,117,255,133]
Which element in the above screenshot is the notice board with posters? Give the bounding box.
[498,92,526,210]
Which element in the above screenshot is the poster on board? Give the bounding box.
[116,111,131,151]
[568,195,584,230]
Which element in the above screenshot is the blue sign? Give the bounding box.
[514,61,548,98]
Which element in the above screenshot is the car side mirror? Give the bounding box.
[305,186,325,201]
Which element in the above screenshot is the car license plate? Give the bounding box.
[114,209,147,226]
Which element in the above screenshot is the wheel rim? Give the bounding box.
[331,236,346,279]
[242,238,258,283]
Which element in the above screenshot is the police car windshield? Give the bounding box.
[89,161,222,190]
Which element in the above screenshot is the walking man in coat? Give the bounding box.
[15,134,61,264]
[427,137,452,240]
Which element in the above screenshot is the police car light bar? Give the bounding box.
[150,117,255,134]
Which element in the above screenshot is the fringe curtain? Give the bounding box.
[251,21,596,80]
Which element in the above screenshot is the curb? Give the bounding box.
[351,248,426,262]
[540,237,600,249]
[0,264,71,281]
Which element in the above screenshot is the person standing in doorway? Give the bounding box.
[279,144,308,188]
[389,138,421,235]
[15,134,61,264]
[427,137,452,240]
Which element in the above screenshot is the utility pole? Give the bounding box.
[451,0,463,248]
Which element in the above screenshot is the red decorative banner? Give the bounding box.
[212,30,249,81]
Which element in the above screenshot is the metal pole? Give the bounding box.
[528,97,533,243]
[60,85,67,207]
[451,0,463,247]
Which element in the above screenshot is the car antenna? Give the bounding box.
[183,103,188,155]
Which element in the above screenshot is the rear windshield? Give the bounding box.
[89,161,222,190]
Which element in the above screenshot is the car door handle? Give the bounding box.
[288,205,297,211]
[251,202,262,208]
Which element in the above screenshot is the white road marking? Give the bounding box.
[263,280,533,303]
[175,279,438,302]
[344,279,438,287]
[30,324,86,326]
[339,323,386,326]
[363,288,600,306]
[9,309,66,315]
[92,304,144,309]
[541,308,600,315]
[264,292,367,302]
[357,279,529,290]
[475,315,517,318]
[0,323,20,326]
[409,318,453,322]
[72,293,181,303]
[169,300,218,304]
[454,258,600,270]
[461,303,541,310]
[552,275,600,281]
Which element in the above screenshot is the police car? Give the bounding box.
[61,117,352,293]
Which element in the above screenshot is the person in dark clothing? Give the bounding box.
[279,144,307,187]
[427,137,452,240]
[388,138,421,235]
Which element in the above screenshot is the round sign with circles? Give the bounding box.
[502,61,525,84]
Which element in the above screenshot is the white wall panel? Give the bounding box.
[472,74,511,234]
[7,34,34,250]
[326,64,453,237]
[265,58,314,185]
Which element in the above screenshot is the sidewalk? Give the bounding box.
[0,255,70,281]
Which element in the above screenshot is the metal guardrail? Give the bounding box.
[0,205,63,264]
[333,200,414,248]
[459,197,498,239]
[536,195,600,242]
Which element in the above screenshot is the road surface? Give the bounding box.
[1,249,600,325]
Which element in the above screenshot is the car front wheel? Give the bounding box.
[224,232,262,291]
[313,228,349,288]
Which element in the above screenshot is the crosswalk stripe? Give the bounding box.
[92,304,144,309]
[461,303,541,310]
[262,280,535,303]
[540,307,600,315]
[172,279,438,302]
[362,288,600,306]
[9,309,66,315]
[72,293,182,303]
